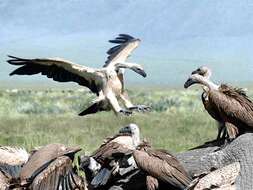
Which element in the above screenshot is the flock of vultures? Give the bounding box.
[1,34,253,189]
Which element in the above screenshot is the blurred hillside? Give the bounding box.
[1,0,253,85]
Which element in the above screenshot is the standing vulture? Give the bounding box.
[184,66,253,140]
[7,34,150,116]
[133,141,191,190]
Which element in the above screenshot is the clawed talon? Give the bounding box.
[119,109,132,116]
[129,105,151,112]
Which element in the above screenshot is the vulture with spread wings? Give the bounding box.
[7,34,150,116]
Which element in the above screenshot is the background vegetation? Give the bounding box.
[1,86,251,155]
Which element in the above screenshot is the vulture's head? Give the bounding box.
[184,74,205,89]
[119,123,141,147]
[191,66,212,79]
[129,63,147,78]
[116,62,147,77]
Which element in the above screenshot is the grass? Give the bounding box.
[1,86,251,154]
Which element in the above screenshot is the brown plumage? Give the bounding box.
[30,156,86,190]
[19,143,81,187]
[185,66,253,140]
[208,84,253,136]
[92,124,141,165]
[133,142,191,190]
[92,141,133,166]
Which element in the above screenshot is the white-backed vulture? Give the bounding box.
[7,34,150,116]
[15,143,84,189]
[133,141,191,190]
[87,124,140,188]
[0,146,29,189]
[184,66,253,140]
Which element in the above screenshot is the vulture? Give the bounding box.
[12,143,86,190]
[133,141,191,190]
[184,66,253,141]
[0,146,29,189]
[7,34,150,116]
[86,123,141,188]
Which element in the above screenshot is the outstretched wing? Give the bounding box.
[104,34,140,67]
[30,156,85,190]
[133,149,191,189]
[7,55,105,95]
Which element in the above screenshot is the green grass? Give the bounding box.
[1,87,251,154]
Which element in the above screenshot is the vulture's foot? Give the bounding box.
[189,139,221,150]
[215,138,234,151]
[129,105,151,112]
[119,109,132,116]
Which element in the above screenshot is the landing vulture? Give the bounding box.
[184,66,253,141]
[7,34,150,116]
[133,142,191,190]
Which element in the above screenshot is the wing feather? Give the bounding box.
[92,142,132,165]
[133,149,191,189]
[209,85,253,131]
[30,156,85,190]
[7,55,104,94]
[104,34,140,67]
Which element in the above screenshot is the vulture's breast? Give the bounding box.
[202,92,223,122]
[107,75,123,96]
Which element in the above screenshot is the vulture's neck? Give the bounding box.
[132,133,140,148]
[115,62,135,70]
[205,69,212,79]
[200,77,219,91]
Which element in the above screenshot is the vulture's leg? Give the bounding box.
[106,91,132,116]
[119,91,134,108]
[120,91,151,112]
[216,122,224,140]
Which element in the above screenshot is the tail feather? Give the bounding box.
[79,102,105,116]
[7,55,31,65]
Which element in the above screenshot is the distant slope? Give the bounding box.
[1,0,253,85]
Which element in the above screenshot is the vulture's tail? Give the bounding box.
[79,101,107,116]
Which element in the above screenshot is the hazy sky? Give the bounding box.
[1,0,253,86]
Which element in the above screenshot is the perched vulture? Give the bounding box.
[0,146,29,189]
[88,123,141,188]
[133,141,191,190]
[14,143,85,190]
[184,66,253,140]
[7,34,150,116]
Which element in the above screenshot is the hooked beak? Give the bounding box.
[119,126,131,134]
[191,70,198,75]
[184,78,197,89]
[137,70,147,78]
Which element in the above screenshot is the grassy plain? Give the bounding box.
[1,86,250,154]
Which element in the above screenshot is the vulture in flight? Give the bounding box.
[184,66,253,141]
[7,34,150,116]
[133,141,191,190]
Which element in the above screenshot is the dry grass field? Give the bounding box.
[2,86,250,154]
